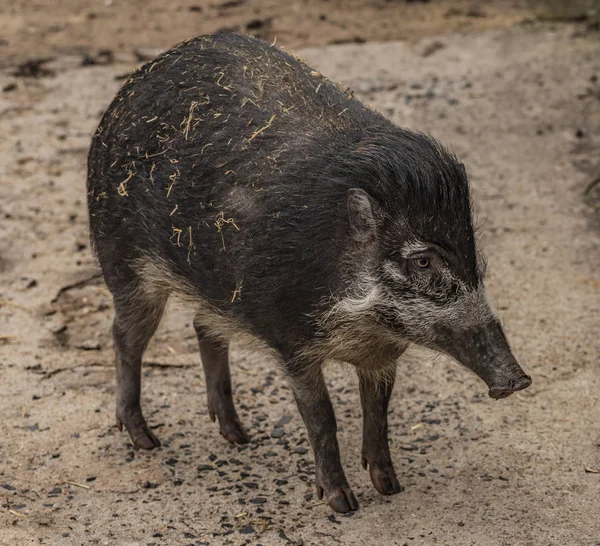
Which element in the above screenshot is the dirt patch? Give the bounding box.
[0,0,536,66]
[0,10,599,546]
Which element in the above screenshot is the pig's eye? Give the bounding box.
[413,257,430,269]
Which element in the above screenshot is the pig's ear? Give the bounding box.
[347,188,376,240]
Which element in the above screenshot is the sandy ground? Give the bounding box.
[0,0,536,66]
[1,5,599,546]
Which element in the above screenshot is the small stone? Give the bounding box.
[293,446,308,455]
[270,428,285,438]
[275,415,292,427]
[77,339,101,351]
[422,41,445,58]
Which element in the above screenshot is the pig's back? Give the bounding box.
[87,32,378,209]
[86,33,387,334]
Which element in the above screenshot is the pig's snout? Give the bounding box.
[488,373,532,400]
[437,319,532,400]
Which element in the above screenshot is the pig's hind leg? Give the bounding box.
[359,368,403,496]
[194,322,249,444]
[112,287,168,450]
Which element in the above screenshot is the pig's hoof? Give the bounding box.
[132,428,161,450]
[368,462,403,496]
[116,415,161,450]
[219,421,250,444]
[317,484,359,513]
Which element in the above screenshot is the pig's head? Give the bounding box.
[337,130,531,399]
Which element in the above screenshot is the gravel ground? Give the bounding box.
[0,20,599,546]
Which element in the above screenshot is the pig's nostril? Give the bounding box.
[513,374,532,392]
[489,374,532,399]
[488,387,513,399]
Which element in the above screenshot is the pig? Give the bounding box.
[87,32,532,513]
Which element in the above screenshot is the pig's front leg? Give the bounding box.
[286,363,358,513]
[359,368,403,495]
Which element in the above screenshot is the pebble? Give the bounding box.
[77,339,101,350]
[275,415,293,427]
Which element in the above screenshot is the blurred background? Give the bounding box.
[1,0,599,65]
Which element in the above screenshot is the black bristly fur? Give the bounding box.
[87,32,475,356]
[87,33,522,514]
